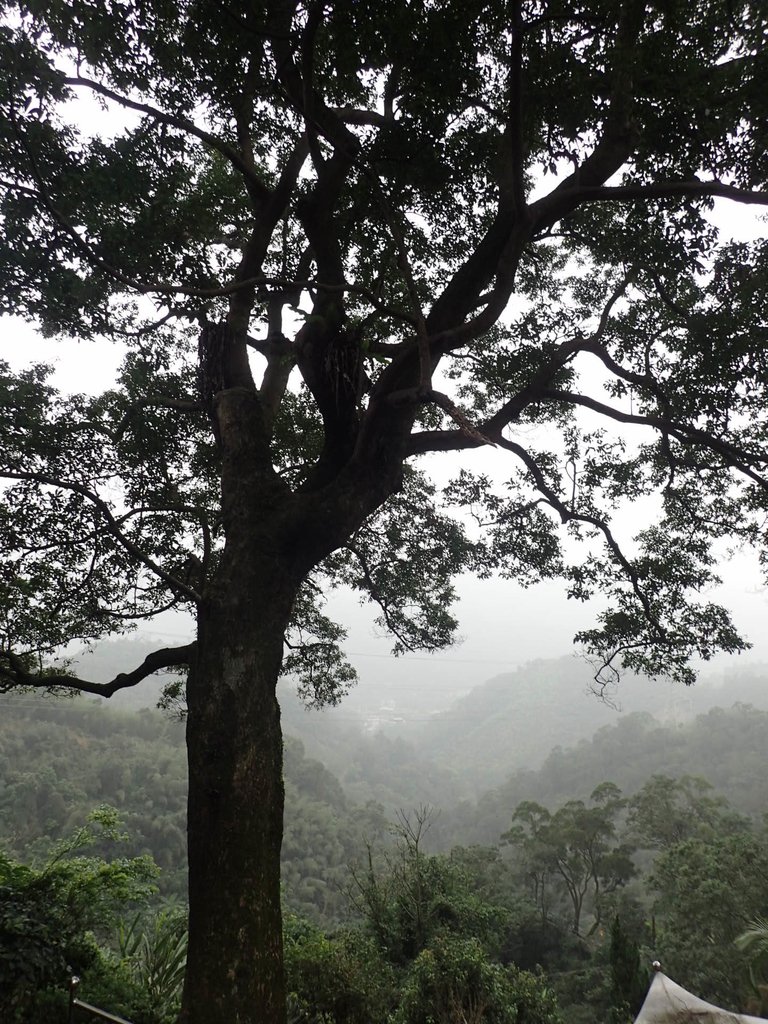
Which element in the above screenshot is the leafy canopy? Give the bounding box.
[1,0,768,694]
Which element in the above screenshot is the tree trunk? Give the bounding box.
[179,544,296,1024]
[175,380,397,1023]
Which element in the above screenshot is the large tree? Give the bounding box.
[503,785,635,936]
[1,1,768,1021]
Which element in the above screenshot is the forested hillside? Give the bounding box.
[0,694,387,924]
[4,649,768,1023]
[67,637,470,811]
[441,703,768,848]
[68,641,768,806]
[3,668,768,903]
[409,658,768,792]
[5,686,768,1024]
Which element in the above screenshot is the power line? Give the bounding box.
[345,651,517,665]
[81,628,521,668]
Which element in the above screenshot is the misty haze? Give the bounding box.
[3,2,768,1023]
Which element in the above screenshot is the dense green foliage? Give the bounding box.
[0,698,188,892]
[649,831,768,1009]
[0,809,165,1024]
[116,908,189,1022]
[4,677,768,1021]
[502,783,635,937]
[3,0,768,1017]
[0,693,389,922]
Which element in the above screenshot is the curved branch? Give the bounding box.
[422,390,496,446]
[4,130,293,301]
[566,179,768,208]
[343,542,420,653]
[409,277,635,455]
[530,177,768,237]
[480,275,635,432]
[0,470,201,602]
[62,75,272,203]
[95,595,184,621]
[494,436,664,635]
[330,106,394,127]
[646,271,696,327]
[541,389,768,488]
[0,643,196,697]
[407,427,491,457]
[408,359,768,492]
[113,307,192,337]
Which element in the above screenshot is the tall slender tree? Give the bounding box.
[2,2,768,1021]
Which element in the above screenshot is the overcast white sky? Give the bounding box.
[3,301,767,717]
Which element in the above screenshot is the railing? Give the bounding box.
[67,976,136,1024]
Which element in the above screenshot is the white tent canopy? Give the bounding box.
[635,971,765,1024]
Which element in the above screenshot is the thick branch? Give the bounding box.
[410,390,768,493]
[565,179,768,208]
[330,106,394,127]
[258,331,297,428]
[411,279,633,453]
[529,0,646,236]
[426,1,645,342]
[422,390,496,447]
[0,643,196,697]
[561,179,768,208]
[529,169,768,242]
[226,135,310,337]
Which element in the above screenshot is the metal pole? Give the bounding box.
[67,974,136,1024]
[68,976,80,1024]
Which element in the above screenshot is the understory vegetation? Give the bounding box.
[3,661,768,1023]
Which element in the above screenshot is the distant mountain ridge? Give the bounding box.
[407,657,768,794]
[66,640,768,809]
[436,702,768,849]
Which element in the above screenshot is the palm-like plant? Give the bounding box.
[117,909,188,1022]
[735,918,768,1014]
